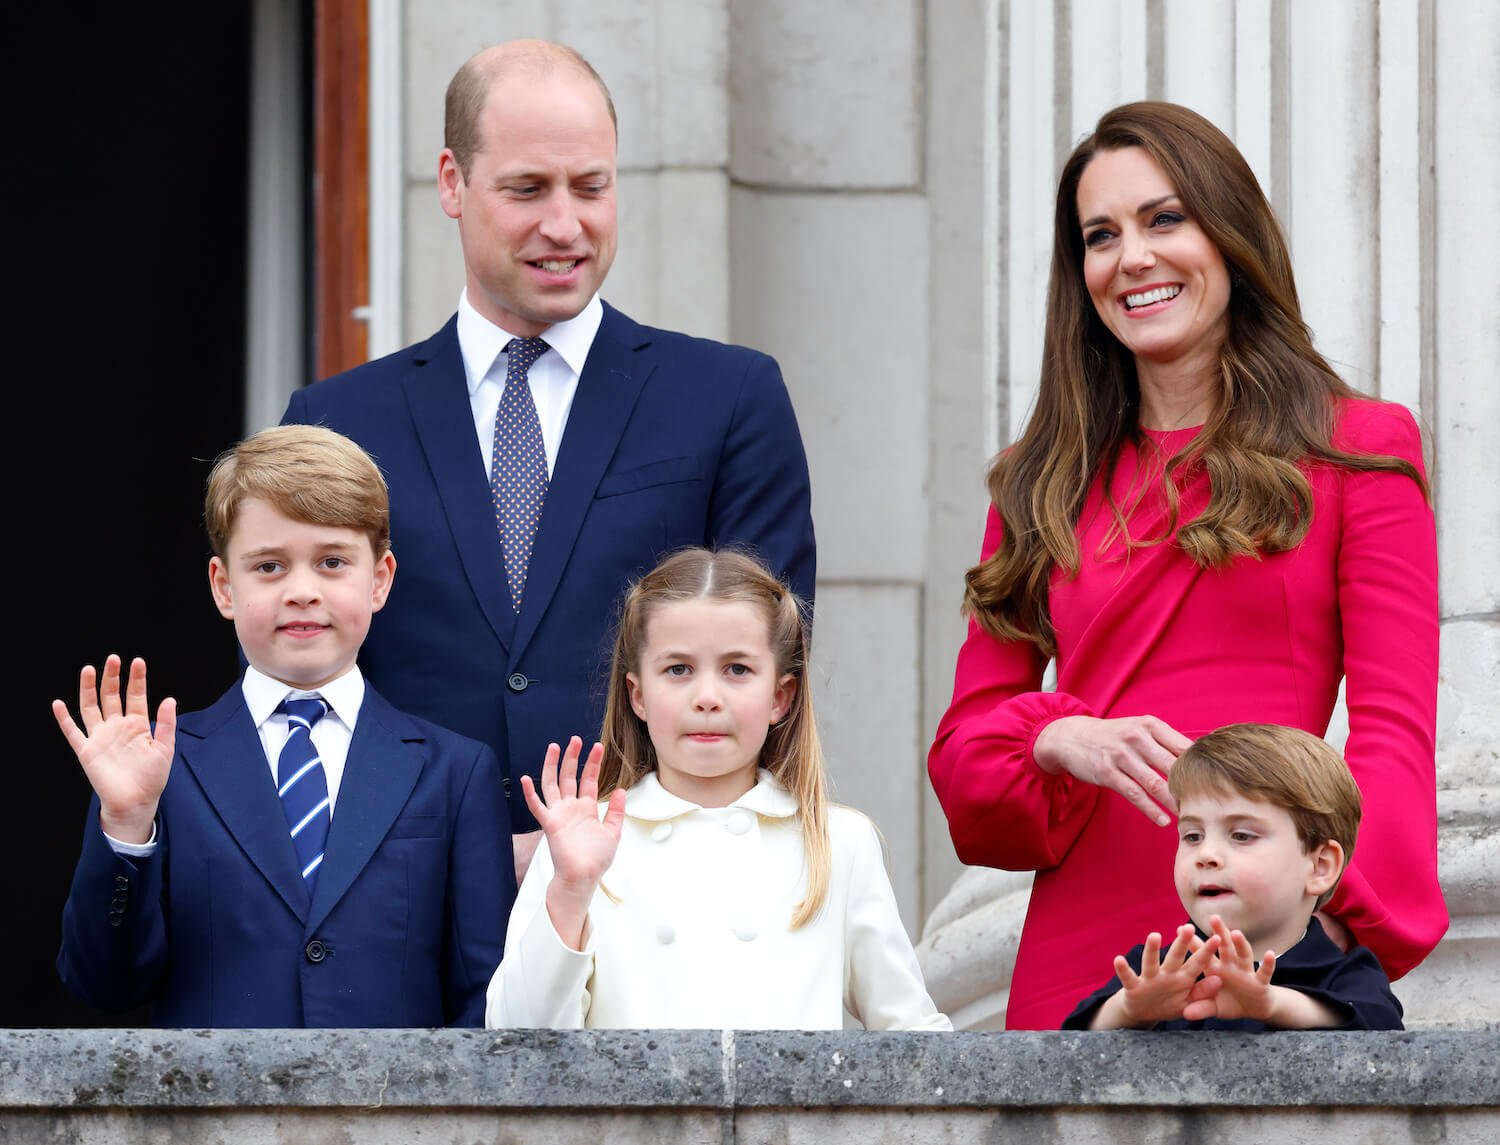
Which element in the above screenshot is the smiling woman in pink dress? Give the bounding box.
[928,101,1446,1031]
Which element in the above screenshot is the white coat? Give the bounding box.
[485,770,952,1030]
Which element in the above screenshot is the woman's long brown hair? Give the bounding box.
[965,101,1425,657]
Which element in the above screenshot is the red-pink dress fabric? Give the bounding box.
[928,397,1446,1031]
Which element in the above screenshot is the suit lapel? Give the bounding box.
[404,320,517,650]
[509,305,652,661]
[306,688,425,933]
[176,689,311,923]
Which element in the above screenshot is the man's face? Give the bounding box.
[438,68,618,337]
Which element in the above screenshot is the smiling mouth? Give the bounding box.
[1123,284,1182,309]
[532,258,580,272]
[1198,886,1232,898]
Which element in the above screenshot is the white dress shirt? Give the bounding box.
[485,770,952,1031]
[457,289,604,479]
[106,665,366,856]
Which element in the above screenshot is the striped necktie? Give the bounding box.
[276,697,331,893]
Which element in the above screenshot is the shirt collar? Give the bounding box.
[456,289,603,395]
[242,663,365,729]
[624,769,800,822]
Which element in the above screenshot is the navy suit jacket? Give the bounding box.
[282,303,816,829]
[57,681,515,1028]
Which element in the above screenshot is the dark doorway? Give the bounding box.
[10,6,272,1026]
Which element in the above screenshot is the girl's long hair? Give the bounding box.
[599,546,831,928]
[965,101,1426,657]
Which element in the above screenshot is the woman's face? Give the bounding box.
[1076,146,1230,377]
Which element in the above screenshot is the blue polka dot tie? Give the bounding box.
[491,337,550,611]
[275,697,330,894]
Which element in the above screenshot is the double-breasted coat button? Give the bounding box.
[506,672,529,693]
[733,926,758,942]
[114,875,129,887]
[656,923,677,945]
[651,823,672,842]
[305,939,328,963]
[726,811,752,835]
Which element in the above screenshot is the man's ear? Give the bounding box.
[208,557,235,620]
[438,149,466,220]
[1306,839,1345,899]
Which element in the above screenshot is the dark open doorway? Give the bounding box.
[10,5,273,1026]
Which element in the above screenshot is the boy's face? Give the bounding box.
[1173,789,1342,957]
[209,498,395,691]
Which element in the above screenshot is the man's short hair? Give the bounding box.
[444,39,618,180]
[1169,723,1362,863]
[204,424,391,559]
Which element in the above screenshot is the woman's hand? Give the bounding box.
[521,736,627,951]
[1033,714,1191,826]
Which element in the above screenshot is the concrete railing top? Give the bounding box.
[2,1029,1496,1112]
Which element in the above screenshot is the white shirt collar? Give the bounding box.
[456,289,604,394]
[241,663,366,730]
[623,769,800,821]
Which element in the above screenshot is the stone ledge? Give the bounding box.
[2,1029,1496,1111]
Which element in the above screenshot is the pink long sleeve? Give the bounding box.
[1323,400,1446,977]
[926,508,1099,871]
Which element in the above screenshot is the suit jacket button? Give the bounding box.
[507,673,529,693]
[305,939,328,963]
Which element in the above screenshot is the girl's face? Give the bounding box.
[626,598,796,808]
[1076,145,1231,379]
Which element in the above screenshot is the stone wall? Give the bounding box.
[2,1028,1496,1144]
[386,0,1499,1028]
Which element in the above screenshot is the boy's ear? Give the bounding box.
[1305,839,1345,899]
[208,557,235,620]
[370,550,397,612]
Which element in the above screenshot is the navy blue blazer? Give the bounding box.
[57,681,515,1028]
[282,304,816,829]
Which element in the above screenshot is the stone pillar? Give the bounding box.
[916,0,1500,1030]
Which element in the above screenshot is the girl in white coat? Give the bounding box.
[485,547,951,1030]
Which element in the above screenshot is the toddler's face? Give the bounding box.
[1173,790,1339,958]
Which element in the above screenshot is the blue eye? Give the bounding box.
[665,664,690,677]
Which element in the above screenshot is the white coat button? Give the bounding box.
[733,926,758,942]
[726,811,752,835]
[656,923,677,945]
[651,822,672,842]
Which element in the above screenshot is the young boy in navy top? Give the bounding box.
[55,424,515,1027]
[1065,723,1402,1031]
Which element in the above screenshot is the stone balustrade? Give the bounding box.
[2,1028,1496,1143]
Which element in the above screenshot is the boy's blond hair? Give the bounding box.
[204,425,391,558]
[1169,723,1361,905]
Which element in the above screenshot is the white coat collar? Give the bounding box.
[623,769,799,821]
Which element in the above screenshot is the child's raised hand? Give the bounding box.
[522,736,626,950]
[1183,915,1276,1022]
[1110,923,1221,1027]
[52,655,176,846]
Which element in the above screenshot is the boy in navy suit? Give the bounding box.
[1064,723,1402,1031]
[55,424,515,1027]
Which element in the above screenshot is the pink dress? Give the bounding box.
[928,398,1446,1030]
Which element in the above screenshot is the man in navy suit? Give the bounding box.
[283,39,815,878]
[55,425,514,1027]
